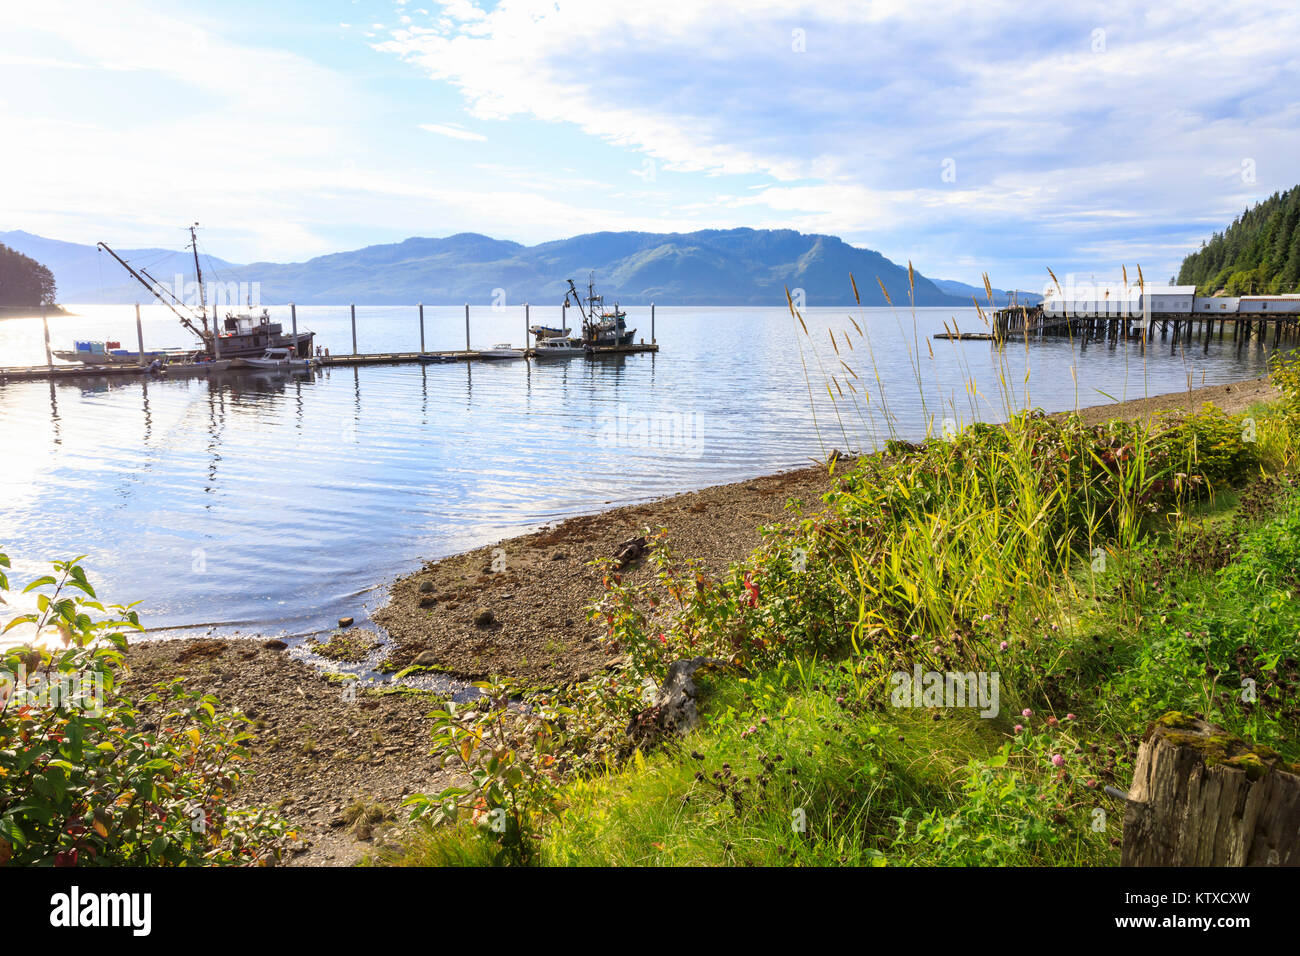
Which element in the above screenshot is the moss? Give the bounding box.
[393,664,451,680]
[1155,711,1200,730]
[1225,752,1270,781]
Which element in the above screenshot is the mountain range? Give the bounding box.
[0,228,1040,309]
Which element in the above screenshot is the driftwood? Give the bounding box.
[1121,712,1300,866]
[627,657,731,744]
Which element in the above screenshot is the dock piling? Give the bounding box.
[350,303,357,355]
[651,302,656,343]
[525,303,529,347]
[465,303,470,351]
[135,303,145,366]
[419,303,425,353]
[291,302,298,357]
[42,304,52,371]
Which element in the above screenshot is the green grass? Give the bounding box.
[386,350,1300,867]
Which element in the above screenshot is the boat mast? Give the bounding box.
[189,223,210,335]
[96,242,209,344]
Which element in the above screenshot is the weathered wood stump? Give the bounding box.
[1122,712,1300,866]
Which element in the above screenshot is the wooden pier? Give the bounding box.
[991,305,1300,353]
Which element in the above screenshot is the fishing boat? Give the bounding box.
[531,335,585,359]
[237,347,314,370]
[565,275,635,347]
[95,224,315,361]
[476,343,525,360]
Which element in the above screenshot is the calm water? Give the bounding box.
[0,303,1279,641]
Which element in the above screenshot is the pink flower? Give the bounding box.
[1051,754,1065,767]
[1046,716,1059,727]
[1066,713,1077,721]
[1022,708,1033,717]
[999,641,1008,651]
[1014,724,1023,733]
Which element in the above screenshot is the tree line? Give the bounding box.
[1177,185,1300,296]
[0,243,57,307]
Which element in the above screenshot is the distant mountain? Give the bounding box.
[929,278,1042,308]
[1176,185,1300,295]
[0,227,983,308]
[0,230,240,303]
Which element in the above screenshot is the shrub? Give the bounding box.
[0,554,294,866]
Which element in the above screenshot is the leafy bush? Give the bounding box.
[0,555,294,866]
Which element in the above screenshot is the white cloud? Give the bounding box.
[419,122,487,141]
[375,0,1300,284]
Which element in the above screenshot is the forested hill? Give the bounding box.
[1177,185,1300,295]
[0,243,57,307]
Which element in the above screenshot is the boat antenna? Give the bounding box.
[189,223,210,335]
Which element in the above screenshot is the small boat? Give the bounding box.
[531,335,585,359]
[237,347,315,370]
[153,359,232,377]
[529,324,568,340]
[475,343,524,360]
[418,353,459,364]
[55,342,198,365]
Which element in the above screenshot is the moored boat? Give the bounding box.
[95,224,315,362]
[564,275,636,347]
[476,343,525,360]
[531,335,585,359]
[236,347,315,370]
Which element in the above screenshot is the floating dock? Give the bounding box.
[0,343,660,383]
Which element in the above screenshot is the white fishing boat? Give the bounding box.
[531,335,585,359]
[237,347,314,370]
[476,343,525,360]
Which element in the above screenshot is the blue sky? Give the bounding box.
[2,0,1298,291]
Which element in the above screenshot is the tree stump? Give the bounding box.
[1122,712,1300,866]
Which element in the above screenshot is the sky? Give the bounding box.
[1,0,1298,291]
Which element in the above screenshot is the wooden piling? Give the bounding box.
[465,303,470,351]
[42,304,52,370]
[651,302,656,343]
[418,302,425,353]
[524,303,529,347]
[350,303,357,355]
[290,302,299,356]
[135,303,145,366]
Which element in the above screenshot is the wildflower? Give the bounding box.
[1066,713,1076,721]
[1014,724,1023,733]
[1046,715,1059,727]
[999,641,1008,651]
[1022,708,1032,717]
[1051,754,1065,767]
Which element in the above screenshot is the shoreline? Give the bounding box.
[0,304,73,320]
[119,372,1283,864]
